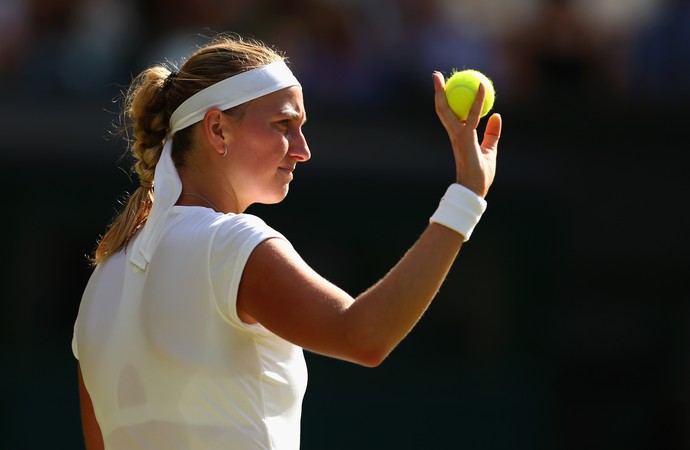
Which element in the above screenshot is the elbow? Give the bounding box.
[324,344,387,368]
[337,308,398,367]
[343,331,392,368]
[352,348,387,368]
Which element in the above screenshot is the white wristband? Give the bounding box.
[429,184,487,241]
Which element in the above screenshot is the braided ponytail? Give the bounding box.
[92,66,174,265]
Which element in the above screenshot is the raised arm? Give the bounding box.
[237,73,502,367]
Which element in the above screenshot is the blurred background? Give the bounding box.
[1,0,689,448]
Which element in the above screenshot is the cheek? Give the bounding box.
[254,135,288,163]
[241,140,286,175]
[230,124,287,172]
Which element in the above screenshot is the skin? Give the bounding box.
[79,73,501,448]
[237,75,500,366]
[176,86,310,213]
[79,365,104,450]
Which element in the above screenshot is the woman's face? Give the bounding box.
[222,86,310,210]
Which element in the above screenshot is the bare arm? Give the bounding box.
[78,363,104,450]
[238,73,501,367]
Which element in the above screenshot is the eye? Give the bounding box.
[275,119,291,133]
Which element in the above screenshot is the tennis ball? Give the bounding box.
[444,69,495,120]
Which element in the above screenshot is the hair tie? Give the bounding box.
[163,70,178,90]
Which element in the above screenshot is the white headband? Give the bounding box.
[130,60,301,270]
[169,61,301,134]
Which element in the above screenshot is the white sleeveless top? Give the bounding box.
[73,208,308,450]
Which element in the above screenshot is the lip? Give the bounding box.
[279,166,295,179]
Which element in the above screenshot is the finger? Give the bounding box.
[464,83,486,129]
[433,72,462,132]
[432,70,446,91]
[481,113,502,152]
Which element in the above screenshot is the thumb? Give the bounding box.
[481,113,502,152]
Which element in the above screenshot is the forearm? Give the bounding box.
[346,222,463,363]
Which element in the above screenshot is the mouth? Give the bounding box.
[279,166,295,179]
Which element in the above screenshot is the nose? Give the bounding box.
[289,130,311,162]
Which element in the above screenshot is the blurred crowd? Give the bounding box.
[1,0,688,111]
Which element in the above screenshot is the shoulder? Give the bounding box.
[165,208,290,268]
[211,213,285,242]
[169,208,281,239]
[206,212,290,263]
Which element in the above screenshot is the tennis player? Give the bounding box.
[72,33,501,450]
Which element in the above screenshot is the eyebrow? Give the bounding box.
[280,109,307,124]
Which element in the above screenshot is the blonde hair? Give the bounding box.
[93,34,285,265]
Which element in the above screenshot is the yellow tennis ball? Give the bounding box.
[444,69,495,120]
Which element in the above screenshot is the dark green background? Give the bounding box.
[2,2,689,448]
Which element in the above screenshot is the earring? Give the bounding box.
[222,145,228,157]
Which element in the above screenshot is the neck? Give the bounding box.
[176,156,242,214]
[178,192,221,212]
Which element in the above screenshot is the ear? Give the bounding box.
[200,109,228,156]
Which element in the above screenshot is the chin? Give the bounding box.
[259,186,290,205]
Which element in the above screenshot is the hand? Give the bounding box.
[433,71,501,198]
